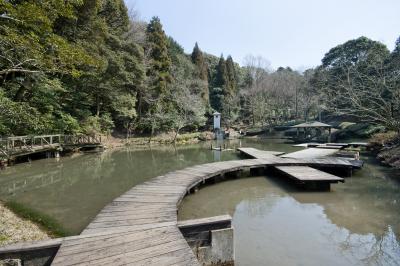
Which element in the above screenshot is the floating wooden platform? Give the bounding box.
[237,147,285,158]
[293,142,368,149]
[281,147,340,159]
[275,166,344,183]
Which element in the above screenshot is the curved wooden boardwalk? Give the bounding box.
[49,154,353,266]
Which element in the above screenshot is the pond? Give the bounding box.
[0,138,399,265]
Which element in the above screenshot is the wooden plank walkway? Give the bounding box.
[237,147,346,186]
[281,147,340,159]
[238,147,354,168]
[237,147,285,159]
[49,155,355,265]
[275,166,344,183]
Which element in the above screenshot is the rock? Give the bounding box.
[198,131,214,141]
[225,128,240,139]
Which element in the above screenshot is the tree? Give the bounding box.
[313,36,399,132]
[146,16,172,96]
[142,16,173,136]
[225,55,237,96]
[113,94,137,139]
[241,55,271,126]
[191,42,209,103]
[211,55,228,112]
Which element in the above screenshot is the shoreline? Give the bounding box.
[0,202,50,247]
[0,134,397,249]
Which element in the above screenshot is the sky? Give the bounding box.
[124,0,400,70]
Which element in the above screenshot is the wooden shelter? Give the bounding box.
[291,121,333,142]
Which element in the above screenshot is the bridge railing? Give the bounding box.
[62,135,102,145]
[0,134,102,158]
[0,135,63,151]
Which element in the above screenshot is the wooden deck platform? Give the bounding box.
[275,166,344,183]
[293,142,369,149]
[237,147,285,159]
[280,147,339,159]
[47,155,356,265]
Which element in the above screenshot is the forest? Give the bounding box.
[1,0,399,137]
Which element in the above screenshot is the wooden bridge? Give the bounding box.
[0,146,364,265]
[0,134,102,160]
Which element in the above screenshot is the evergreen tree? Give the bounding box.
[214,55,228,90]
[146,16,172,96]
[225,55,237,96]
[144,16,173,135]
[210,55,229,111]
[191,42,209,103]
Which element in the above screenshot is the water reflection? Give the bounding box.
[0,141,242,234]
[178,176,400,266]
[0,138,399,265]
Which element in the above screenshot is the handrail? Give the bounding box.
[0,134,102,157]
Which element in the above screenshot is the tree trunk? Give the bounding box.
[96,96,101,116]
[173,127,180,144]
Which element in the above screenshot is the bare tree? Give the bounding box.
[319,61,400,132]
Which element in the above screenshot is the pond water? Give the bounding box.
[0,138,399,265]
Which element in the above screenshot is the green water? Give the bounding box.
[0,138,399,265]
[0,138,296,234]
[178,148,400,266]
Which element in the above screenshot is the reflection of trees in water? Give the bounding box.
[179,177,279,220]
[327,225,400,265]
[0,151,117,198]
[0,168,61,196]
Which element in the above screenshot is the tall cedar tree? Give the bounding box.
[225,55,237,96]
[146,17,172,97]
[210,55,229,111]
[191,42,209,103]
[215,55,228,90]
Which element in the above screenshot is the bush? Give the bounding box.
[370,131,399,146]
[0,92,46,135]
[54,113,81,134]
[81,113,114,135]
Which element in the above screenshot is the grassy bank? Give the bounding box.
[4,201,69,238]
[104,131,214,149]
[0,201,51,246]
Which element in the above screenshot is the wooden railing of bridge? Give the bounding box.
[0,134,102,159]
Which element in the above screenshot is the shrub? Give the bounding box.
[81,113,115,136]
